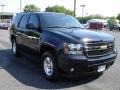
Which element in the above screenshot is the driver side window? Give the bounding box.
[28,14,39,28]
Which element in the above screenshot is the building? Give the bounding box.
[87,19,108,30]
[0,12,14,23]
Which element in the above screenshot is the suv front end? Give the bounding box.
[57,40,117,77]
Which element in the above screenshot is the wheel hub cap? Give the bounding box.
[12,42,16,54]
[43,57,53,76]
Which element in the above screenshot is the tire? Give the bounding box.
[41,51,59,81]
[12,39,20,57]
[119,27,120,31]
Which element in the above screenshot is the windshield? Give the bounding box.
[41,14,85,29]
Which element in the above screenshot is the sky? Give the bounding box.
[0,0,120,17]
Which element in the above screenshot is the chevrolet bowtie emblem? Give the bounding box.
[101,45,107,50]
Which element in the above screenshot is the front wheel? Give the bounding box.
[41,51,59,80]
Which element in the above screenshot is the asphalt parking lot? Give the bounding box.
[0,30,120,90]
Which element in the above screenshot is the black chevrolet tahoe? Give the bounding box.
[9,12,117,80]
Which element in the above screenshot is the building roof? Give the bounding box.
[87,19,107,24]
[16,11,65,16]
[0,12,14,16]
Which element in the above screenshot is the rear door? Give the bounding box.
[17,14,30,51]
[11,14,23,45]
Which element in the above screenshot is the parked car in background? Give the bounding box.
[114,24,120,31]
[82,23,89,29]
[10,12,117,81]
[0,22,10,30]
[87,19,107,30]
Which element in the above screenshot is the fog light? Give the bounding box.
[114,49,117,53]
[70,68,75,72]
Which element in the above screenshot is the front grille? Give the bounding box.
[85,41,114,57]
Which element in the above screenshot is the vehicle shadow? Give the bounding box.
[0,49,102,89]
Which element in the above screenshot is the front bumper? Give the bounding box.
[58,52,117,76]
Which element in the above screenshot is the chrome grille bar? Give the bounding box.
[84,41,114,57]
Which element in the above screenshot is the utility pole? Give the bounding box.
[0,4,5,12]
[74,0,76,17]
[0,4,5,22]
[20,0,22,12]
[80,4,86,24]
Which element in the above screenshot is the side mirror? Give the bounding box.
[26,23,39,30]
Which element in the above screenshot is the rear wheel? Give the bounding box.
[12,39,19,57]
[41,51,59,80]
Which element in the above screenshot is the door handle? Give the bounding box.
[16,32,24,35]
[16,32,21,35]
[27,36,36,39]
[31,37,36,39]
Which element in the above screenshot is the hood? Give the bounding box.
[46,28,114,43]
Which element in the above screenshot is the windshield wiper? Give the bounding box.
[66,27,85,29]
[46,26,65,28]
[46,26,85,29]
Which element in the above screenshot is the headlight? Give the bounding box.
[63,43,83,54]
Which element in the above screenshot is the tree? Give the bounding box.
[77,16,91,24]
[107,17,117,30]
[45,5,74,16]
[24,4,40,12]
[89,14,105,19]
[108,17,117,25]
[117,13,120,22]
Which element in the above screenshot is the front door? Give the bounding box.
[24,14,41,57]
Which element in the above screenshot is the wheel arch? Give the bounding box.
[39,43,58,59]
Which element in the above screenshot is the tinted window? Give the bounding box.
[42,14,84,29]
[19,14,30,28]
[28,14,39,28]
[12,14,22,27]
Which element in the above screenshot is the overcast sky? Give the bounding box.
[0,0,120,17]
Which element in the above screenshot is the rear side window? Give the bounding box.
[12,14,22,27]
[19,14,30,29]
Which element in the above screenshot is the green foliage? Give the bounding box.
[89,14,105,19]
[107,17,117,26]
[77,14,105,24]
[24,4,40,12]
[45,5,74,16]
[77,17,91,24]
[110,16,116,20]
[117,13,120,22]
